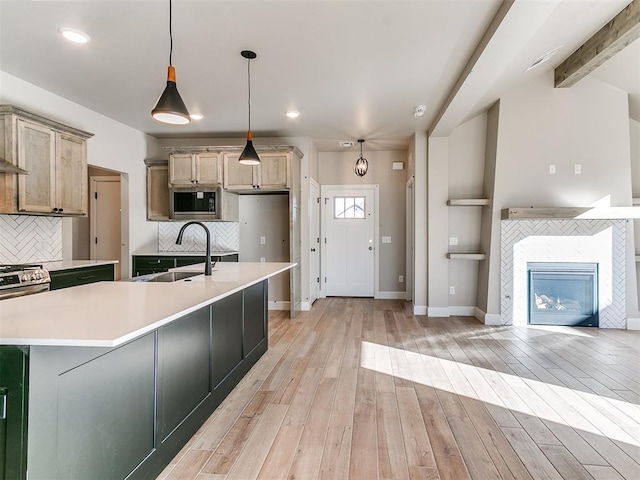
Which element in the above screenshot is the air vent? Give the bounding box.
[339,141,354,148]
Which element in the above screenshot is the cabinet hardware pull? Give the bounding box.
[78,275,95,280]
[52,208,59,212]
[58,208,63,213]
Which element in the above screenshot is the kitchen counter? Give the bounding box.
[0,262,293,347]
[41,259,119,271]
[132,250,238,256]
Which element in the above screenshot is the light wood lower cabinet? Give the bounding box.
[0,105,93,216]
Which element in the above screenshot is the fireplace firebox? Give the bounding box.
[528,262,598,327]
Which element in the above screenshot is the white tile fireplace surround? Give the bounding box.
[501,219,626,329]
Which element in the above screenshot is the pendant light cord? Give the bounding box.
[169,0,173,66]
[247,57,252,132]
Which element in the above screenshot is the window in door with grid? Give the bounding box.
[334,196,365,219]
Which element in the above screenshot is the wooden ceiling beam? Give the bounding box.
[555,0,640,88]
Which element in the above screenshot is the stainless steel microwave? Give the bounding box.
[169,187,222,220]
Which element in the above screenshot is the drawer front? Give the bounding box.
[220,254,238,262]
[174,256,205,267]
[133,256,175,269]
[50,265,115,290]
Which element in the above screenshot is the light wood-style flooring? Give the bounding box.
[158,298,640,480]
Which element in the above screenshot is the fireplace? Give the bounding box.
[528,262,598,327]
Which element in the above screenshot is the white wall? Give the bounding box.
[0,71,162,277]
[317,149,407,294]
[485,72,633,320]
[630,118,640,320]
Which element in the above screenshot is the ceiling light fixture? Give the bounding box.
[239,50,261,165]
[285,110,300,118]
[354,139,368,177]
[151,0,190,125]
[59,27,90,44]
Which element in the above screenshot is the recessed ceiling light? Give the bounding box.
[339,141,354,148]
[190,113,204,120]
[285,110,300,118]
[59,27,90,44]
[526,45,563,72]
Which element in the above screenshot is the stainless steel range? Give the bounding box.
[0,264,51,300]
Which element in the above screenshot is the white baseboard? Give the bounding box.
[301,301,311,311]
[376,291,407,300]
[268,301,290,311]
[474,307,503,325]
[449,306,476,316]
[427,307,450,317]
[413,305,427,315]
[627,317,640,330]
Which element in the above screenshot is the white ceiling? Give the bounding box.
[0,1,634,151]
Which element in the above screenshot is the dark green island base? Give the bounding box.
[0,280,268,480]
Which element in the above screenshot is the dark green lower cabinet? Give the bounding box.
[49,264,115,290]
[5,279,269,480]
[158,307,211,442]
[212,292,243,388]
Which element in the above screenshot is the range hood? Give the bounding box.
[0,158,28,174]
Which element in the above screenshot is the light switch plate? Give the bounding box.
[449,237,458,246]
[382,236,391,244]
[260,236,266,245]
[549,164,556,175]
[574,164,582,174]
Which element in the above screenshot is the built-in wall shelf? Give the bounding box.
[447,198,490,206]
[447,253,486,260]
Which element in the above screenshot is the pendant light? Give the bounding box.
[239,50,261,165]
[354,139,368,177]
[151,0,190,125]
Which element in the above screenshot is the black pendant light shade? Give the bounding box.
[152,0,190,125]
[239,50,261,165]
[239,131,261,166]
[152,66,190,124]
[354,139,368,177]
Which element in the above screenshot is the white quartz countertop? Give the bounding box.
[133,251,238,257]
[41,259,119,272]
[0,262,294,348]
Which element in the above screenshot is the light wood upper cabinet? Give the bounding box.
[169,152,221,187]
[0,106,92,216]
[146,162,169,221]
[223,152,290,191]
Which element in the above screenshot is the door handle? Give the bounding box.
[311,248,316,252]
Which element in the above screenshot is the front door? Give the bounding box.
[322,186,375,297]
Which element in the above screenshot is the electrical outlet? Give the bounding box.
[449,237,458,246]
[549,164,556,175]
[260,257,266,263]
[399,275,403,283]
[449,286,456,295]
[260,236,266,245]
[574,163,582,174]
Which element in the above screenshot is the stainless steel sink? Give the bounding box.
[130,271,201,282]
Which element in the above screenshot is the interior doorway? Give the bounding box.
[309,178,320,305]
[321,184,378,297]
[89,172,122,279]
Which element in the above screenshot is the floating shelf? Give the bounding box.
[633,198,640,206]
[447,253,486,260]
[636,255,640,263]
[502,206,640,220]
[447,198,490,206]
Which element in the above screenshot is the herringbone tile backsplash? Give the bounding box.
[0,215,63,264]
[158,221,240,252]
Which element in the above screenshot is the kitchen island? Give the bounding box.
[0,262,294,480]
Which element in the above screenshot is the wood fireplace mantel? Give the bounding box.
[502,206,640,220]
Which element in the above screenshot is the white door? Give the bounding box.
[90,177,121,279]
[323,186,375,297]
[309,179,320,304]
